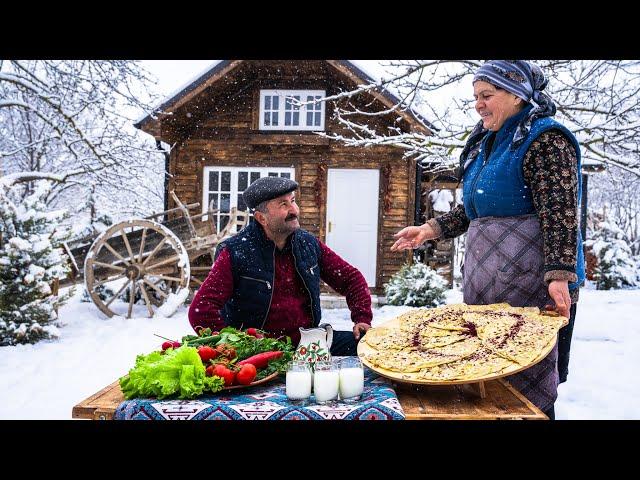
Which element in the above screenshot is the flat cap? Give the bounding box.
[242,176,299,210]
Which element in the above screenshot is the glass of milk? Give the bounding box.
[313,359,340,404]
[338,357,364,403]
[286,361,312,406]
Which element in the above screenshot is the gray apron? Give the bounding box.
[463,214,559,412]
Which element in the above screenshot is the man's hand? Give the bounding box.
[353,322,371,340]
[548,280,571,318]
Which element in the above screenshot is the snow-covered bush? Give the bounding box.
[585,220,640,290]
[81,284,115,303]
[0,180,71,345]
[384,261,448,307]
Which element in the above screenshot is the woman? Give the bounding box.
[391,60,585,420]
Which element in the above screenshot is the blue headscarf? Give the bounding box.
[458,60,557,175]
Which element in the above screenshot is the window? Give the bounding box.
[259,90,326,131]
[203,166,295,232]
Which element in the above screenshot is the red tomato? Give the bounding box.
[236,364,258,385]
[212,364,236,386]
[205,365,215,377]
[197,346,219,363]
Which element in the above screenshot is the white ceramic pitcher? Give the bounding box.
[293,323,333,368]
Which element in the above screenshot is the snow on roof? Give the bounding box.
[135,60,435,132]
[134,60,224,126]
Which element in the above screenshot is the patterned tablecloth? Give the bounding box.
[114,367,405,420]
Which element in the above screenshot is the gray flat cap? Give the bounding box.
[242,176,299,210]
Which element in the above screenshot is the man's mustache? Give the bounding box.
[285,214,298,222]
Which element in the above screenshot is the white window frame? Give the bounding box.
[259,89,326,131]
[202,166,296,232]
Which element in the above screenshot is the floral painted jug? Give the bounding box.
[293,323,333,369]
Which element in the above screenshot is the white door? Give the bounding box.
[325,169,379,287]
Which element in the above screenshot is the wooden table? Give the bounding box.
[72,377,546,420]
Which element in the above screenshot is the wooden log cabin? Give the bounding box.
[134,60,435,300]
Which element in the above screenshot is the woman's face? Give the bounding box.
[473,80,524,131]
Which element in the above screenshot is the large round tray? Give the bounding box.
[357,312,568,386]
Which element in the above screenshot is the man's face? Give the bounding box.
[259,192,300,237]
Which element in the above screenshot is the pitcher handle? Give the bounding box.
[320,323,333,350]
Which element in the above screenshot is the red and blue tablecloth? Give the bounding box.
[114,367,405,420]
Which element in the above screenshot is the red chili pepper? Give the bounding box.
[237,351,283,369]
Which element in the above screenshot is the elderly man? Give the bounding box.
[188,176,372,355]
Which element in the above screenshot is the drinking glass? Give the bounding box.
[286,360,312,406]
[313,359,340,404]
[338,357,364,403]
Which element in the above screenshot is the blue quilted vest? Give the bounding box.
[462,106,585,289]
[214,221,322,329]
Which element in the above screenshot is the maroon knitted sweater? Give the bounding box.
[188,238,372,345]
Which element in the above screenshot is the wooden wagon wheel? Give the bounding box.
[84,219,190,318]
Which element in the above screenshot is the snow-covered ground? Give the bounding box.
[0,285,638,419]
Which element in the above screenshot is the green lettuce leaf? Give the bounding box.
[119,346,225,399]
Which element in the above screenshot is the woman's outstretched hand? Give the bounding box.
[390,224,437,252]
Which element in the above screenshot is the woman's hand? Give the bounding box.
[548,280,571,318]
[390,223,437,252]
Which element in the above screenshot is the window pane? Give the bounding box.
[307,111,313,125]
[273,96,279,109]
[281,172,291,179]
[293,112,299,125]
[221,172,231,191]
[237,194,247,211]
[264,96,271,109]
[250,172,260,183]
[208,194,218,210]
[264,112,270,126]
[220,194,230,212]
[285,97,291,110]
[220,215,229,231]
[315,111,321,126]
[307,95,314,104]
[285,112,291,126]
[268,172,278,177]
[209,171,219,191]
[272,112,278,125]
[238,171,248,191]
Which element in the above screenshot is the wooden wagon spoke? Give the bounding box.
[103,242,130,266]
[92,274,126,289]
[127,282,136,318]
[142,278,168,299]
[105,280,131,307]
[142,237,168,266]
[92,261,125,272]
[138,228,147,263]
[138,282,154,317]
[145,255,181,271]
[120,229,135,263]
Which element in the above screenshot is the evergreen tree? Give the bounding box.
[384,261,448,307]
[0,180,71,345]
[585,220,640,290]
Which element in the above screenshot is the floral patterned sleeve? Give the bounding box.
[433,204,470,239]
[522,129,579,284]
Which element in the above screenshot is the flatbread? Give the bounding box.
[360,302,566,382]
